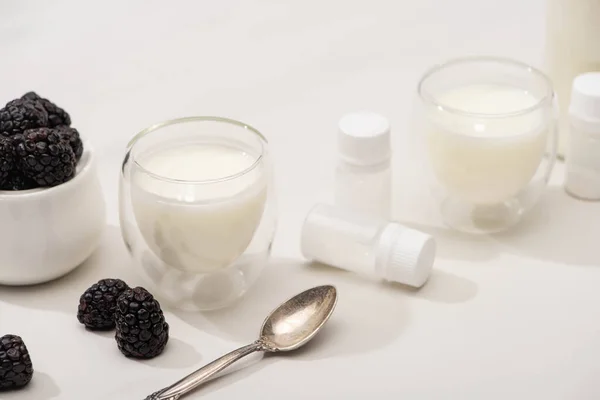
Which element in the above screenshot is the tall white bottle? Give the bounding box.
[335,112,392,219]
[545,0,600,157]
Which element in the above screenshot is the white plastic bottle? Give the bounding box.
[301,204,436,288]
[565,72,600,200]
[545,0,600,157]
[335,112,392,219]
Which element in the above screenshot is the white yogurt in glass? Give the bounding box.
[130,143,267,273]
[426,83,549,205]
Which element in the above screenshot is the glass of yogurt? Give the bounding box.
[119,117,276,310]
[415,57,558,233]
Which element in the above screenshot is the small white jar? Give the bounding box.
[335,112,392,219]
[565,72,600,200]
[301,204,436,288]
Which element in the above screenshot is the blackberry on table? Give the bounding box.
[0,334,34,390]
[15,127,77,187]
[56,125,83,162]
[115,287,169,359]
[77,278,130,330]
[21,92,71,128]
[0,99,48,137]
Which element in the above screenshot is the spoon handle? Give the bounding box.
[151,340,264,400]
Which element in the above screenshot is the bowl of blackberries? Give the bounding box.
[0,92,105,286]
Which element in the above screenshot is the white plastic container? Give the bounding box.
[335,112,391,219]
[545,0,600,157]
[301,204,436,288]
[565,72,600,200]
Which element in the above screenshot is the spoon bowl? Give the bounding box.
[149,285,338,400]
[261,285,337,351]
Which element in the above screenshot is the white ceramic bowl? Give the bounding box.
[0,145,106,285]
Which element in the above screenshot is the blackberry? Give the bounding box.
[0,172,38,191]
[55,125,83,162]
[0,334,33,390]
[21,92,71,128]
[15,128,76,187]
[77,278,130,330]
[0,136,15,187]
[0,99,48,137]
[115,287,169,359]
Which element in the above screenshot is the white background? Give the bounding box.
[2,0,600,399]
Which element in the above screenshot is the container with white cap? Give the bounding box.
[335,111,392,219]
[301,203,436,288]
[565,72,600,200]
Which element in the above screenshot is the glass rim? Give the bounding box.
[127,116,267,185]
[417,56,555,118]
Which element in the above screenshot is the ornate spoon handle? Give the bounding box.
[146,340,265,400]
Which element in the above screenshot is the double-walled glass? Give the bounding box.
[119,117,276,310]
[415,57,558,233]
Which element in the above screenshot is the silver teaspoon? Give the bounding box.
[146,285,338,400]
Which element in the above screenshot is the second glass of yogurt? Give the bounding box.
[119,117,276,311]
[415,57,558,233]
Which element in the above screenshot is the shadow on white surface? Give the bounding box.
[176,352,275,398]
[0,226,204,371]
[95,352,272,400]
[175,259,408,359]
[84,329,114,339]
[174,258,476,361]
[0,225,141,316]
[161,264,478,398]
[401,185,600,268]
[93,377,166,400]
[1,371,60,400]
[492,186,600,266]
[134,337,202,370]
[149,326,349,399]
[404,221,500,262]
[395,269,478,304]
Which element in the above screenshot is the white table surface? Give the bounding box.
[2,0,600,399]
